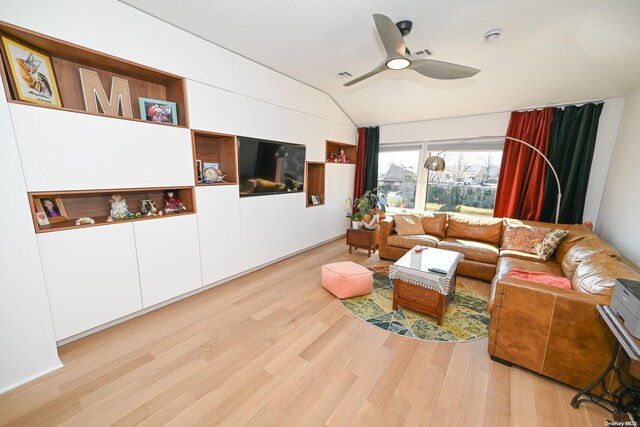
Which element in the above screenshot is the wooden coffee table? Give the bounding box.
[390,246,463,325]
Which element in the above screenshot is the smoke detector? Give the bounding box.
[483,29,502,43]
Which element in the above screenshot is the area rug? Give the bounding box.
[339,267,490,342]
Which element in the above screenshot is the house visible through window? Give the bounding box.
[377,140,503,215]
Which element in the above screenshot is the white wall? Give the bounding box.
[379,101,625,226]
[0,78,61,393]
[0,0,356,393]
[596,86,640,265]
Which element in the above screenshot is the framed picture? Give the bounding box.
[138,97,178,124]
[196,159,203,183]
[34,196,68,224]
[0,35,62,107]
[311,195,320,205]
[35,211,49,226]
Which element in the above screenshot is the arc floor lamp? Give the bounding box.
[423,136,562,224]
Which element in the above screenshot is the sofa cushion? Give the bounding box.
[496,256,563,277]
[446,214,503,245]
[561,238,620,279]
[387,234,439,249]
[437,237,499,264]
[501,223,551,254]
[554,225,599,263]
[419,212,447,238]
[572,253,640,297]
[537,229,569,261]
[500,250,544,262]
[393,214,424,236]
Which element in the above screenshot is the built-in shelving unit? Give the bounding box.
[29,187,195,233]
[0,21,189,127]
[325,140,357,164]
[305,162,325,207]
[191,130,238,185]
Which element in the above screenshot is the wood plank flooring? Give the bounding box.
[0,239,610,426]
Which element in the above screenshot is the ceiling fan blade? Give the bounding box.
[343,63,388,87]
[410,58,480,80]
[373,13,406,59]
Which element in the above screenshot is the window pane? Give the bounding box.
[377,149,420,210]
[425,151,502,216]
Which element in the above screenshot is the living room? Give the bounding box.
[1,0,639,425]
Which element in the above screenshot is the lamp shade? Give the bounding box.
[424,155,446,172]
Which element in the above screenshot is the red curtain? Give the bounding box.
[353,127,367,201]
[494,108,553,220]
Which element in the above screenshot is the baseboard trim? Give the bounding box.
[0,361,64,395]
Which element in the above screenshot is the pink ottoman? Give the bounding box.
[321,261,373,298]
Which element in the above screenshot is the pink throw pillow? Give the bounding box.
[506,269,573,290]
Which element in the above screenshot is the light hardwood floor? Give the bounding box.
[0,239,609,426]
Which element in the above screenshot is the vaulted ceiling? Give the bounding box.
[122,0,640,126]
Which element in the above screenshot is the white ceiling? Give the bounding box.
[122,0,640,126]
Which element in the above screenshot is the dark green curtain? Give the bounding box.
[540,103,604,223]
[362,126,379,194]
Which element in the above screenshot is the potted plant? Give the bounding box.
[356,188,386,229]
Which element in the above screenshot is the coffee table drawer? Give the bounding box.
[397,281,440,308]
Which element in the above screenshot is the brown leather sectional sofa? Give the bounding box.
[379,213,640,389]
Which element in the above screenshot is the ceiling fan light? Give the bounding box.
[386,58,411,70]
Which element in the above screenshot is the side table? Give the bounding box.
[346,227,379,258]
[571,304,640,418]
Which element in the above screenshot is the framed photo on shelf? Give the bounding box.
[34,196,68,224]
[0,35,62,107]
[196,159,203,183]
[35,211,49,226]
[311,195,320,205]
[138,97,178,125]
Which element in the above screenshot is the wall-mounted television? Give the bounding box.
[237,136,306,197]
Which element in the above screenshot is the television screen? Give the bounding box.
[237,136,306,197]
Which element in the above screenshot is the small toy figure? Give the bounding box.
[163,190,186,213]
[140,199,159,216]
[339,148,348,163]
[109,194,131,220]
[75,217,95,225]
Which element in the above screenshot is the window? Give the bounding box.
[425,150,502,216]
[377,146,420,210]
[377,139,503,215]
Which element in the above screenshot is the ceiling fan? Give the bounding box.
[344,14,480,87]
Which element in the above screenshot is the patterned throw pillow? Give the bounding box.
[393,214,425,236]
[536,229,569,261]
[501,223,551,255]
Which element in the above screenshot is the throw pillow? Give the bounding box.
[536,228,569,261]
[501,223,551,255]
[393,214,425,236]
[506,269,573,290]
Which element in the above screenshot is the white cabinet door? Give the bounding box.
[277,192,307,258]
[196,186,243,286]
[134,215,202,308]
[324,163,352,239]
[306,116,326,163]
[11,104,194,191]
[186,80,236,135]
[235,95,307,144]
[240,195,280,270]
[302,204,327,248]
[37,224,142,341]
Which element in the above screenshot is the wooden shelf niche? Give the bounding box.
[325,140,357,165]
[192,130,238,186]
[0,21,188,127]
[305,162,325,208]
[29,187,195,233]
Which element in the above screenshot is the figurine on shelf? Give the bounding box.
[108,194,131,221]
[339,148,348,163]
[140,199,159,216]
[163,190,186,213]
[75,217,95,226]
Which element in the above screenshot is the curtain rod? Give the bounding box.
[512,98,604,112]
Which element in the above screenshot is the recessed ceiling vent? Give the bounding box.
[336,71,353,78]
[414,47,434,57]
